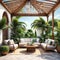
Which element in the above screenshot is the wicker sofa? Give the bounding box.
[40,39,56,51]
[19,38,40,47]
[3,39,18,51]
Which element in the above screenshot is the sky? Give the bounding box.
[19,8,60,29]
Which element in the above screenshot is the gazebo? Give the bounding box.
[0,0,60,42]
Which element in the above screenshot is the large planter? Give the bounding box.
[0,46,9,55]
[1,51,8,55]
[56,45,60,53]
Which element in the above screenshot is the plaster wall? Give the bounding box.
[0,4,11,45]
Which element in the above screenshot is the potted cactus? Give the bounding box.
[0,46,9,55]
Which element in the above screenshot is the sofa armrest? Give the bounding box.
[9,44,18,51]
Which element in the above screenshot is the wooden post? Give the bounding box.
[0,0,2,3]
[52,11,54,39]
[47,16,49,22]
[11,14,13,21]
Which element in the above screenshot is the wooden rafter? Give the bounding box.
[46,0,57,3]
[0,0,2,3]
[30,0,47,14]
[36,2,54,14]
[1,2,11,13]
[0,0,60,16]
[30,0,41,13]
[36,4,47,14]
[12,13,47,16]
[12,0,27,13]
[36,1,56,5]
[48,1,60,15]
[47,0,59,2]
[4,0,16,4]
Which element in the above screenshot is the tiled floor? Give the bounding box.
[0,48,60,60]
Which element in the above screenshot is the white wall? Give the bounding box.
[0,4,11,45]
[36,28,42,37]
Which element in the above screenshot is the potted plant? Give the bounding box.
[0,17,7,30]
[56,32,60,53]
[0,46,9,55]
[10,18,26,43]
[56,43,60,53]
[30,39,36,45]
[56,26,60,53]
[0,17,8,42]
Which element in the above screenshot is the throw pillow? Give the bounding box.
[8,40,14,45]
[49,41,53,45]
[4,40,9,45]
[45,39,48,44]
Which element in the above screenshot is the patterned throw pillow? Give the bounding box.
[45,39,48,44]
[4,40,9,45]
[8,40,14,45]
[49,41,53,45]
[49,40,55,46]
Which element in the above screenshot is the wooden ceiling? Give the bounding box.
[1,0,60,16]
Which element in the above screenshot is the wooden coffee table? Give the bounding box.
[25,45,37,52]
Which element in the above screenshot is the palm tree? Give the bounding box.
[0,17,8,43]
[0,17,7,30]
[11,18,26,43]
[31,17,46,36]
[25,29,35,38]
[48,19,58,27]
[48,19,58,39]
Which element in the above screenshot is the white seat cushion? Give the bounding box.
[14,44,18,49]
[19,42,27,45]
[41,43,47,49]
[33,42,40,45]
[47,45,56,49]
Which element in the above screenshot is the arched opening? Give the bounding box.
[2,12,9,40]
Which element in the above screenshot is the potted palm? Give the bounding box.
[0,46,9,55]
[0,17,7,30]
[11,18,26,44]
[56,27,60,53]
[31,17,46,37]
[0,17,7,42]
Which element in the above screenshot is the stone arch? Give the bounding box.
[2,11,9,40]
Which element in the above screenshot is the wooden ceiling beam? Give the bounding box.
[1,2,11,13]
[48,0,60,2]
[12,0,27,13]
[37,2,54,7]
[12,13,47,16]
[48,1,60,15]
[36,4,47,14]
[30,0,41,13]
[0,0,2,3]
[36,1,55,5]
[4,0,17,4]
[30,0,47,14]
[46,0,57,3]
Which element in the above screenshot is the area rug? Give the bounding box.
[10,48,44,55]
[0,48,60,60]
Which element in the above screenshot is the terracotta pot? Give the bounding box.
[56,45,60,53]
[1,52,8,55]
